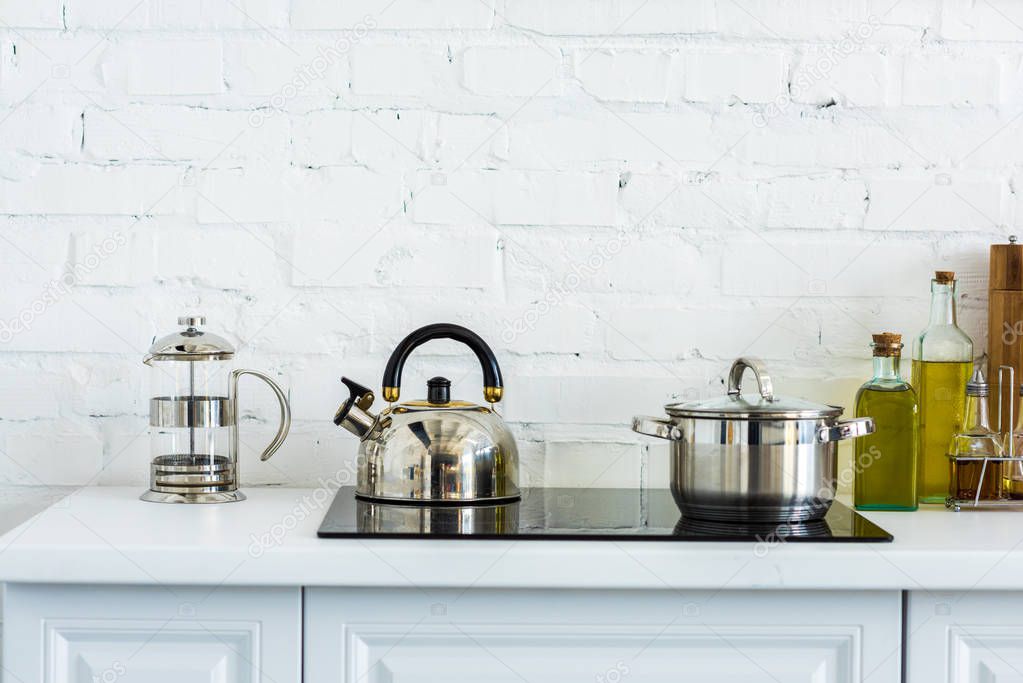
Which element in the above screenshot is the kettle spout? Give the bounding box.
[334,377,378,440]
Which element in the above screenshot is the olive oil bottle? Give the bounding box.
[912,271,974,503]
[854,333,919,510]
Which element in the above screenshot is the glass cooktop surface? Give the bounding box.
[317,487,893,542]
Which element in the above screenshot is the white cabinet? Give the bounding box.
[1,584,905,683]
[907,591,1023,683]
[2,584,301,683]
[305,588,902,683]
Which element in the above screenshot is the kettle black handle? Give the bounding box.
[382,323,503,403]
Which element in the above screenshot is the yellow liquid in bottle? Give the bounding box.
[854,385,918,510]
[912,359,972,504]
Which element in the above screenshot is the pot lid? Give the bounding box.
[664,357,843,420]
[145,316,235,362]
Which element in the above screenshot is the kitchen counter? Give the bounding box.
[0,485,1021,591]
[0,486,77,536]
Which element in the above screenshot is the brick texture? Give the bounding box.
[0,0,1013,493]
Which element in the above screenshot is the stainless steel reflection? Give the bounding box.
[151,483,241,494]
[231,369,291,463]
[143,490,249,503]
[668,417,839,522]
[356,406,519,503]
[335,323,519,504]
[148,453,238,497]
[674,515,830,538]
[150,396,234,428]
[143,315,235,362]
[633,357,874,523]
[152,454,233,472]
[141,316,291,504]
[818,418,874,443]
[149,454,237,495]
[356,498,519,535]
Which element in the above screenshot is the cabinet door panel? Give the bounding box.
[3,584,300,683]
[306,588,902,683]
[908,592,1023,683]
[50,621,253,683]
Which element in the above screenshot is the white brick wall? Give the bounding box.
[0,0,1015,494]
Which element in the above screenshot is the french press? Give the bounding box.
[142,316,291,504]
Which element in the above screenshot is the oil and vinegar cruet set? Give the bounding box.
[851,237,1023,512]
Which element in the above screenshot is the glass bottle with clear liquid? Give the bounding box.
[949,368,1004,501]
[854,333,918,510]
[912,271,973,503]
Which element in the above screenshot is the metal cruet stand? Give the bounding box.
[946,365,1019,511]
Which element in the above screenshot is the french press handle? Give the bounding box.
[381,323,503,403]
[230,369,292,461]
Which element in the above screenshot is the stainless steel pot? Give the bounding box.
[633,358,874,523]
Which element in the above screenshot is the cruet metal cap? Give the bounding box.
[966,367,988,397]
[144,315,235,362]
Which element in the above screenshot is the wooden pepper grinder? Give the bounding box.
[989,235,1023,433]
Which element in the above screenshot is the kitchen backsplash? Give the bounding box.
[0,0,1012,491]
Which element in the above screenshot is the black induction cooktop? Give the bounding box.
[317,487,893,542]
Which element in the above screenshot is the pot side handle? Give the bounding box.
[817,417,875,443]
[632,416,682,441]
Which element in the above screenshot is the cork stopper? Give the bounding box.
[871,332,903,357]
[934,270,956,285]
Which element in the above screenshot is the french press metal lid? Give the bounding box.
[144,315,235,361]
[142,316,291,504]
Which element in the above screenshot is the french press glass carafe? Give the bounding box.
[142,316,291,503]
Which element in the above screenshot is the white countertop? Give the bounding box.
[1,486,1021,592]
[0,486,77,536]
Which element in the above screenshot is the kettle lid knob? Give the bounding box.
[427,376,451,405]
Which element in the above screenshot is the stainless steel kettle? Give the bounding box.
[334,323,519,504]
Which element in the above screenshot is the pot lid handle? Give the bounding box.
[727,357,775,403]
